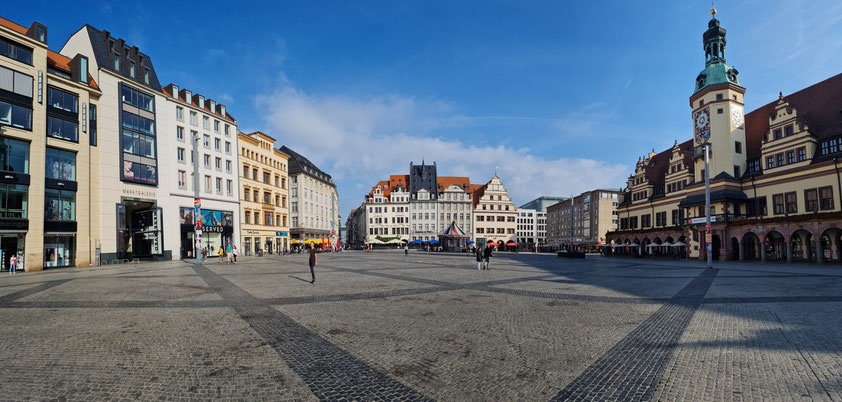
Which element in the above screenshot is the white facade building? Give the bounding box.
[282,146,339,245]
[161,83,239,259]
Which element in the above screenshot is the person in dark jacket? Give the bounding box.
[475,247,484,270]
[483,245,493,270]
[308,246,317,283]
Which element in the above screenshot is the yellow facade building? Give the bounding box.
[0,17,100,271]
[237,131,290,255]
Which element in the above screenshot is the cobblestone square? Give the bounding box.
[1,251,841,401]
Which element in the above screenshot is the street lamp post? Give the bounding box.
[704,143,712,269]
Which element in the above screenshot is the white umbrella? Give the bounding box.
[671,241,686,247]
[661,242,674,247]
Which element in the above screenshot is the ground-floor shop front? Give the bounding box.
[605,215,842,264]
[241,229,288,256]
[178,207,235,259]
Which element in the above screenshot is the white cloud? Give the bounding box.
[255,87,629,213]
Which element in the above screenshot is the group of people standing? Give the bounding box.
[475,246,493,270]
[200,244,239,264]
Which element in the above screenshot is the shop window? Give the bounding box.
[0,184,27,218]
[44,189,75,221]
[0,137,29,173]
[43,235,74,268]
[45,148,75,180]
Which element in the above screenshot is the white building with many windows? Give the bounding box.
[160,83,239,259]
[282,146,339,246]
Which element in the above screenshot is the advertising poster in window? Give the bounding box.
[180,208,232,232]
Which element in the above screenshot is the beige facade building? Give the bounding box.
[364,175,410,244]
[282,146,339,247]
[238,131,289,255]
[472,174,517,246]
[607,9,842,264]
[437,177,473,236]
[0,17,100,271]
[546,189,621,248]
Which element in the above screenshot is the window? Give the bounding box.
[0,138,28,174]
[215,177,222,193]
[45,148,75,180]
[214,138,220,151]
[805,189,818,212]
[122,161,157,184]
[717,108,723,114]
[243,165,249,178]
[214,120,220,132]
[821,138,840,156]
[225,141,231,153]
[89,104,97,146]
[177,148,185,162]
[655,212,666,227]
[243,188,250,201]
[820,186,834,210]
[774,128,782,140]
[252,169,258,181]
[244,211,250,224]
[226,180,232,195]
[203,135,210,147]
[784,191,798,214]
[263,172,270,184]
[176,126,184,141]
[129,62,135,78]
[203,154,210,167]
[203,116,209,129]
[641,214,651,228]
[253,190,258,200]
[178,170,186,188]
[189,111,197,126]
[767,157,774,169]
[47,116,78,142]
[264,192,271,204]
[735,141,742,154]
[264,212,273,226]
[120,85,154,112]
[204,175,211,192]
[44,189,74,221]
[0,100,32,130]
[776,154,784,167]
[176,107,183,121]
[747,159,761,173]
[0,37,33,65]
[47,87,78,113]
[225,160,231,172]
[797,148,807,162]
[113,57,119,71]
[716,93,723,100]
[733,165,740,178]
[215,157,221,169]
[785,125,794,136]
[224,125,229,136]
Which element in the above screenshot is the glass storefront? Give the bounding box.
[0,233,24,271]
[44,235,74,268]
[117,200,163,259]
[179,207,233,259]
[244,237,251,254]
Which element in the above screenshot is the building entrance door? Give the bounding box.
[0,235,17,271]
[117,201,163,259]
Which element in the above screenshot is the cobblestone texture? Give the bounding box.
[0,251,840,401]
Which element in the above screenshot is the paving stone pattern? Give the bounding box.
[0,251,841,400]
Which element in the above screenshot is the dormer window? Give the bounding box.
[784,125,794,136]
[773,128,782,140]
[129,62,135,78]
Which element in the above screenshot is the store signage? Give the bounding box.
[122,188,157,198]
[0,219,28,231]
[179,207,233,228]
[688,216,717,225]
[275,232,289,236]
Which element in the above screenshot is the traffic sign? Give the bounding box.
[688,216,717,224]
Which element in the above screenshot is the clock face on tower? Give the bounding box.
[694,107,711,144]
[731,107,744,129]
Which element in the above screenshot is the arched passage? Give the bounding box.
[790,229,813,262]
[742,232,761,261]
[711,234,721,260]
[764,231,786,261]
[730,237,739,260]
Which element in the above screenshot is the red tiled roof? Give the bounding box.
[745,72,842,160]
[437,176,472,193]
[46,50,99,90]
[389,175,409,190]
[161,84,235,123]
[367,180,390,200]
[0,17,28,35]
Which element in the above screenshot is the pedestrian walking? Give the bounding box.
[483,245,493,270]
[308,245,317,284]
[226,243,233,264]
[475,246,483,270]
[232,246,238,263]
[217,246,224,263]
[8,254,16,274]
[404,245,409,256]
[201,247,208,264]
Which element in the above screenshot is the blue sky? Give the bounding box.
[8,0,842,218]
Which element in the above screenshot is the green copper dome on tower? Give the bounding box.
[693,8,741,94]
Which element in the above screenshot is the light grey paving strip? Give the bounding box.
[551,268,719,402]
[191,264,430,401]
